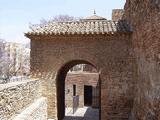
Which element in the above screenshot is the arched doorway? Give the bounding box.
[56,60,101,120]
[26,10,135,119]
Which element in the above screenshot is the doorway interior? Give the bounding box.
[84,85,92,106]
[56,60,100,120]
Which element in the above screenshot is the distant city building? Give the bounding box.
[0,41,30,79]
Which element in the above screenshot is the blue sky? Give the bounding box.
[0,0,126,43]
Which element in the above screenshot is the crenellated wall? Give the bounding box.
[0,79,41,120]
[124,0,160,119]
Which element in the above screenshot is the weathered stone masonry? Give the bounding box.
[0,80,41,120]
[124,0,160,120]
[13,97,47,120]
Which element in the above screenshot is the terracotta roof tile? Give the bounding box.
[26,20,132,36]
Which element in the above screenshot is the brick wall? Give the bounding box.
[124,0,160,119]
[65,72,99,108]
[30,34,136,120]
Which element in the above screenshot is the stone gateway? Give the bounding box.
[25,0,160,120]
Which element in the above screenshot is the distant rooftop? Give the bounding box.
[81,10,107,21]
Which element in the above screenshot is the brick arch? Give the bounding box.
[56,59,100,120]
[57,60,98,75]
[28,34,135,120]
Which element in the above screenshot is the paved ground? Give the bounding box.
[63,107,99,120]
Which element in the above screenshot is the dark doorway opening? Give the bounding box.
[84,85,92,106]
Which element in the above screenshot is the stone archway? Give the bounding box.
[26,16,136,119]
[56,60,101,120]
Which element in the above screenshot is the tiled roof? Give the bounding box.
[26,20,132,36]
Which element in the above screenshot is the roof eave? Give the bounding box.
[25,31,132,39]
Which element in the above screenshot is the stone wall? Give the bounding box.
[0,79,41,120]
[124,0,160,119]
[12,97,47,120]
[65,72,99,108]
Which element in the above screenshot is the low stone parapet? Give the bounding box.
[12,97,47,120]
[0,79,41,120]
